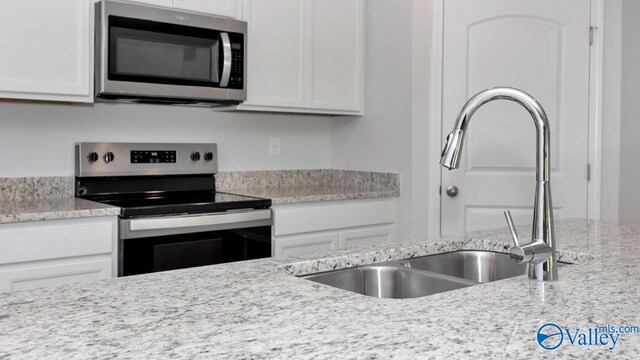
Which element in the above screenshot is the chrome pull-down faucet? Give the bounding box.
[440,87,558,282]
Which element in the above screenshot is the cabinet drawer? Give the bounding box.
[272,198,397,236]
[0,257,112,293]
[273,232,339,257]
[0,218,115,265]
[340,226,394,249]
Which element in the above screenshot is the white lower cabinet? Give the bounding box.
[272,198,397,257]
[0,217,117,293]
[0,257,112,293]
[274,232,339,257]
[340,226,394,249]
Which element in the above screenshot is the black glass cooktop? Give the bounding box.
[84,191,271,218]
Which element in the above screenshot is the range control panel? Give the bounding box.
[76,142,218,177]
[131,150,176,164]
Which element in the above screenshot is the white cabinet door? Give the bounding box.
[0,258,112,293]
[241,0,307,108]
[0,217,118,293]
[0,0,92,103]
[0,218,114,265]
[130,0,173,7]
[340,226,394,249]
[273,198,397,237]
[307,0,363,112]
[273,232,339,257]
[272,198,398,257]
[173,0,240,18]
[238,0,364,114]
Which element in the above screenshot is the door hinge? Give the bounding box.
[589,26,597,46]
[587,163,591,182]
[439,185,442,196]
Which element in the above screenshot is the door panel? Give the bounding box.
[441,0,590,234]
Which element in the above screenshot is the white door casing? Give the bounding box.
[440,0,591,235]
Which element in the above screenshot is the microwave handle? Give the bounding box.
[219,32,232,87]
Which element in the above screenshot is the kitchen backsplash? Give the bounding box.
[0,177,73,200]
[215,169,399,190]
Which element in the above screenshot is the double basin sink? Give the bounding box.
[301,251,532,299]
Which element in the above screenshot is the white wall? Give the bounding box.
[0,102,332,177]
[618,0,640,223]
[601,0,622,221]
[331,0,431,242]
[411,0,434,239]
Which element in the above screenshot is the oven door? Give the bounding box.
[96,0,246,102]
[119,210,271,276]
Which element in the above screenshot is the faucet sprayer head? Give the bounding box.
[440,129,465,170]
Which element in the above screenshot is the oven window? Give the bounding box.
[108,16,224,87]
[120,226,271,276]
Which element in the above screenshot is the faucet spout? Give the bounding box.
[440,87,558,282]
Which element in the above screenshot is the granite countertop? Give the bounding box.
[1,219,639,359]
[224,185,399,204]
[0,197,121,224]
[0,176,120,224]
[217,169,400,204]
[0,170,397,223]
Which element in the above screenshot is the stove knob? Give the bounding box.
[203,152,214,161]
[191,152,201,161]
[87,152,99,163]
[103,152,115,163]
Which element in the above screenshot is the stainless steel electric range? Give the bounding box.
[75,142,271,277]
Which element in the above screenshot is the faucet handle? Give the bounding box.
[503,210,531,263]
[503,210,520,246]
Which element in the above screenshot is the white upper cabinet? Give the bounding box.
[239,0,364,115]
[0,0,93,103]
[130,0,173,7]
[307,0,363,112]
[134,0,242,18]
[242,0,308,108]
[173,0,241,18]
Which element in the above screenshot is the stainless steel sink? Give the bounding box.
[300,250,557,299]
[302,265,476,299]
[397,251,528,283]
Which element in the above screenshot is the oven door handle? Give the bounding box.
[121,209,271,239]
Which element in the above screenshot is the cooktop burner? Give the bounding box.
[87,191,271,218]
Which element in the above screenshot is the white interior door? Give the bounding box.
[441,0,591,235]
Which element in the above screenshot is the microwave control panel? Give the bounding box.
[228,33,244,89]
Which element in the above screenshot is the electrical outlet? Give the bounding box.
[269,137,281,156]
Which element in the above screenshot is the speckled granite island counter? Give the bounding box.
[1,219,638,358]
[0,177,120,224]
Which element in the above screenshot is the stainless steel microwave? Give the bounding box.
[95,0,247,106]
